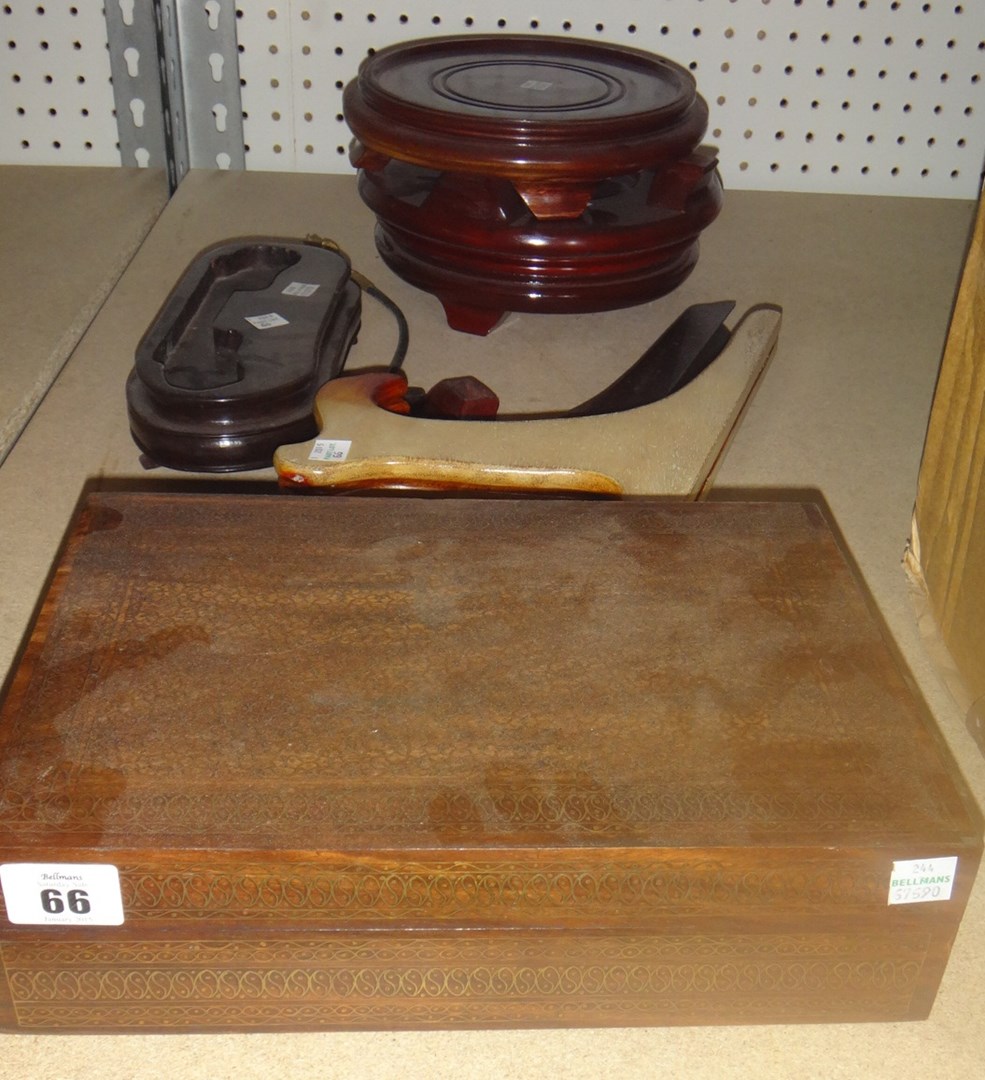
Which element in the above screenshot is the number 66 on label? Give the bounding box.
[0,863,125,926]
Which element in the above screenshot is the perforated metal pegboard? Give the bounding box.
[235,0,985,198]
[3,1,984,198]
[0,2,121,165]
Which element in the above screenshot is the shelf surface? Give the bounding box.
[0,165,168,466]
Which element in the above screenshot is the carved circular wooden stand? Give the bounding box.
[344,35,723,334]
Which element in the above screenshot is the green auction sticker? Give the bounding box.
[888,856,958,906]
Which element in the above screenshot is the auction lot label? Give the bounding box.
[888,856,959,905]
[1,863,124,925]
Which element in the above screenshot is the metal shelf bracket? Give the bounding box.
[105,0,244,191]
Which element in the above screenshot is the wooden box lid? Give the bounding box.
[0,493,980,935]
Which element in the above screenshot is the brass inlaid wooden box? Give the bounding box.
[0,493,980,1032]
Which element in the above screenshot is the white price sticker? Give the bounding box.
[308,438,352,462]
[245,312,289,330]
[888,856,958,906]
[282,281,320,297]
[1,863,125,926]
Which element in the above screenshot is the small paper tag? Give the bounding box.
[282,281,320,297]
[308,438,352,462]
[245,312,289,330]
[888,856,958,905]
[1,863,125,926]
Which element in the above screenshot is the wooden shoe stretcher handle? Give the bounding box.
[273,304,781,498]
